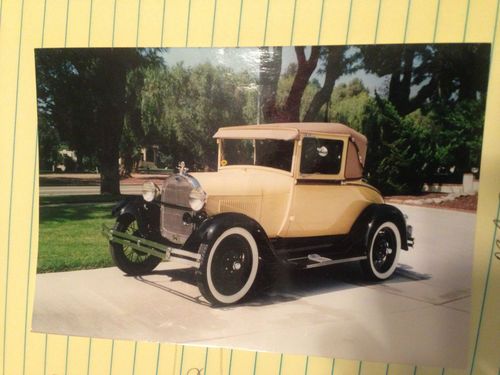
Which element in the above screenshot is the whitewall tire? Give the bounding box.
[361,221,401,280]
[197,227,259,305]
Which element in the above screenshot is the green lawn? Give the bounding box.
[38,202,117,273]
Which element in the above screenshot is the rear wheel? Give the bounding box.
[197,227,259,306]
[361,221,401,280]
[109,215,161,275]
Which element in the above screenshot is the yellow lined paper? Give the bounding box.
[0,0,499,374]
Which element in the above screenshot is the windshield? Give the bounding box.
[221,139,295,172]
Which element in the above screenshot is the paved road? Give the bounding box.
[32,205,474,367]
[40,185,142,196]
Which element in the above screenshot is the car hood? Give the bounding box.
[191,167,293,197]
[190,167,294,217]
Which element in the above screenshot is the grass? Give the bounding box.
[38,202,117,273]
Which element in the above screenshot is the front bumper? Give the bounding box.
[101,224,201,268]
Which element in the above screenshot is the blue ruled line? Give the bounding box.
[463,0,471,42]
[160,0,166,47]
[64,0,70,46]
[263,0,270,45]
[470,200,500,373]
[403,0,412,43]
[88,0,93,47]
[154,343,161,375]
[345,0,353,44]
[433,0,441,42]
[228,349,233,375]
[317,0,325,45]
[2,0,25,372]
[374,0,382,43]
[112,0,117,47]
[290,0,298,45]
[21,134,37,375]
[136,0,142,46]
[236,0,244,46]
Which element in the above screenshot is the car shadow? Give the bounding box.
[132,261,432,308]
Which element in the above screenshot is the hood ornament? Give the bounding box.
[177,161,189,175]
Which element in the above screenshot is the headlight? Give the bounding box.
[142,181,160,202]
[189,186,207,211]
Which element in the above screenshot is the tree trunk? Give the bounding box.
[388,48,414,115]
[283,47,320,122]
[97,104,123,194]
[99,151,121,194]
[259,47,282,123]
[303,47,344,122]
[95,50,129,194]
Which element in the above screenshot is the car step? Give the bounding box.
[288,253,367,269]
[307,254,333,263]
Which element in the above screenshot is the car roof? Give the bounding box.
[213,122,367,143]
[214,122,368,180]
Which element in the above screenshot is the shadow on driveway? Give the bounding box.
[130,261,431,309]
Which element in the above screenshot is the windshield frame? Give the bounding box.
[217,138,297,175]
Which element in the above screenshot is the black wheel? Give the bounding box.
[361,221,401,280]
[196,227,259,306]
[109,215,161,275]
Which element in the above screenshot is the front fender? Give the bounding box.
[183,212,279,263]
[112,197,160,237]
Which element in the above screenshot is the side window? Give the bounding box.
[300,137,343,175]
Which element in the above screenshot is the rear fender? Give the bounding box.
[350,204,409,252]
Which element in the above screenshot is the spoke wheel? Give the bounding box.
[197,227,259,306]
[109,215,161,275]
[361,221,401,280]
[121,220,150,264]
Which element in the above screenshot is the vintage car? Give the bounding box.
[102,123,414,306]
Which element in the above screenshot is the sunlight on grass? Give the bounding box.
[38,203,116,273]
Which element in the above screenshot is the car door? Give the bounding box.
[284,134,369,241]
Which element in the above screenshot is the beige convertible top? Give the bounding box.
[214,123,367,179]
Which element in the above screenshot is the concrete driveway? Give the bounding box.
[32,205,475,367]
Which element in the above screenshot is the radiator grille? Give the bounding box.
[160,175,194,245]
[161,206,194,244]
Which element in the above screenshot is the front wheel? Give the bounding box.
[196,227,259,306]
[361,221,401,280]
[109,215,161,275]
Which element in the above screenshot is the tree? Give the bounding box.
[133,63,257,171]
[38,114,62,171]
[36,49,161,194]
[260,46,351,123]
[328,79,371,131]
[355,44,490,116]
[303,46,349,121]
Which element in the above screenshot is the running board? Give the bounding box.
[288,254,367,269]
[101,224,201,268]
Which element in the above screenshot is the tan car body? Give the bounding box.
[192,123,384,239]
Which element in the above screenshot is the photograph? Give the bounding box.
[32,44,490,367]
